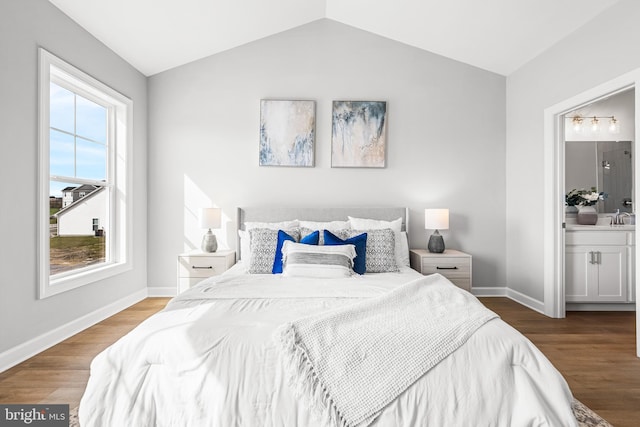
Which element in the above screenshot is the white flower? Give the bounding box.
[583,193,600,201]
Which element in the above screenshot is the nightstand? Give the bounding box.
[409,249,472,291]
[177,250,235,294]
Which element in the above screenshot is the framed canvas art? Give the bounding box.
[331,100,387,168]
[259,99,315,167]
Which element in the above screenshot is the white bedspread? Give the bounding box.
[276,275,498,427]
[79,263,578,427]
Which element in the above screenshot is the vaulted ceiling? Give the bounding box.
[49,0,621,77]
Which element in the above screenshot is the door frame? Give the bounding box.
[543,68,640,357]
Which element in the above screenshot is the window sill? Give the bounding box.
[40,261,132,299]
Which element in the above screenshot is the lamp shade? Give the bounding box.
[199,208,221,229]
[425,209,449,230]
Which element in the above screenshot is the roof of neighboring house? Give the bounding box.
[54,186,106,218]
[62,184,99,194]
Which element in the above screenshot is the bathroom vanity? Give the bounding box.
[565,220,635,307]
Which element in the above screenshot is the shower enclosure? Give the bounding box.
[565,140,633,213]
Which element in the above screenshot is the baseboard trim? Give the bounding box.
[472,287,508,297]
[147,286,177,297]
[473,286,545,314]
[567,302,636,311]
[506,288,545,314]
[0,288,148,373]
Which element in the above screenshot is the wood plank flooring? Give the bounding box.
[0,297,638,426]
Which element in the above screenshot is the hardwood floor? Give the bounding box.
[481,298,639,427]
[0,297,638,426]
[0,298,169,409]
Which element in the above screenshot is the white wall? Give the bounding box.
[0,0,147,356]
[147,19,507,291]
[506,0,640,302]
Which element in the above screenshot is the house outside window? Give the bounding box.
[38,49,133,298]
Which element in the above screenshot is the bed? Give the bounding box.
[79,207,578,426]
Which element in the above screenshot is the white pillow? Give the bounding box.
[245,220,299,230]
[298,220,351,231]
[281,240,355,278]
[348,216,408,267]
[239,220,299,260]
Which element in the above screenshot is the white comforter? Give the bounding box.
[79,264,578,427]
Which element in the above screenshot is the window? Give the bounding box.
[38,49,133,298]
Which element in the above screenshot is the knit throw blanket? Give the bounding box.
[275,274,498,427]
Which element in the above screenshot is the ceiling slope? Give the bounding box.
[49,0,621,76]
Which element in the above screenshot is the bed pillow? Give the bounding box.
[240,220,299,261]
[272,229,320,274]
[248,228,300,274]
[350,228,399,273]
[324,230,367,275]
[281,240,355,278]
[299,220,350,245]
[299,220,351,231]
[348,216,407,267]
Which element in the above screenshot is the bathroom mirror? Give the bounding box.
[565,141,633,213]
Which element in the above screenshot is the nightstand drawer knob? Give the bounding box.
[436,266,458,270]
[192,265,214,270]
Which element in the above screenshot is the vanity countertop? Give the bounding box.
[566,224,635,231]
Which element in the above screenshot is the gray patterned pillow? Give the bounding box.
[248,228,300,274]
[350,228,399,273]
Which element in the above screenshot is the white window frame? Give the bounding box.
[38,48,133,299]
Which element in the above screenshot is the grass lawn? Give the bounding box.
[50,235,105,274]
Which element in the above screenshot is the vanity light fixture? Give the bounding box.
[567,114,620,134]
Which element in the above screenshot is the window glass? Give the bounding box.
[49,82,74,133]
[49,129,74,177]
[49,181,107,276]
[76,137,106,180]
[76,96,107,143]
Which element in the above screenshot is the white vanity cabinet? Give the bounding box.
[565,229,634,303]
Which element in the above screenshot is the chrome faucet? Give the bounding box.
[610,209,631,225]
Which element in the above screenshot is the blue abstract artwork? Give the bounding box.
[259,100,315,167]
[331,101,387,168]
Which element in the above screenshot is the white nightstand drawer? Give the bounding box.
[409,249,472,292]
[178,256,228,277]
[420,258,470,277]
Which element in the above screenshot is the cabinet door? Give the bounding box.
[565,247,593,302]
[593,245,628,302]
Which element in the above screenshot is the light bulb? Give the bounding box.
[590,116,600,133]
[609,117,620,134]
[572,116,583,133]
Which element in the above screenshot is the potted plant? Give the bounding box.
[565,187,606,225]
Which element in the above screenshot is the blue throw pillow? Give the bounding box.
[324,230,367,275]
[300,230,320,245]
[273,229,320,274]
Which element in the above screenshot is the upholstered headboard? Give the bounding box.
[236,206,409,260]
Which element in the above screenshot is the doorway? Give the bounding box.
[543,68,640,357]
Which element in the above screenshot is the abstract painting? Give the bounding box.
[259,99,315,167]
[331,101,387,168]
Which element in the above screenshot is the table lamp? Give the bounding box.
[425,209,449,253]
[199,208,221,252]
